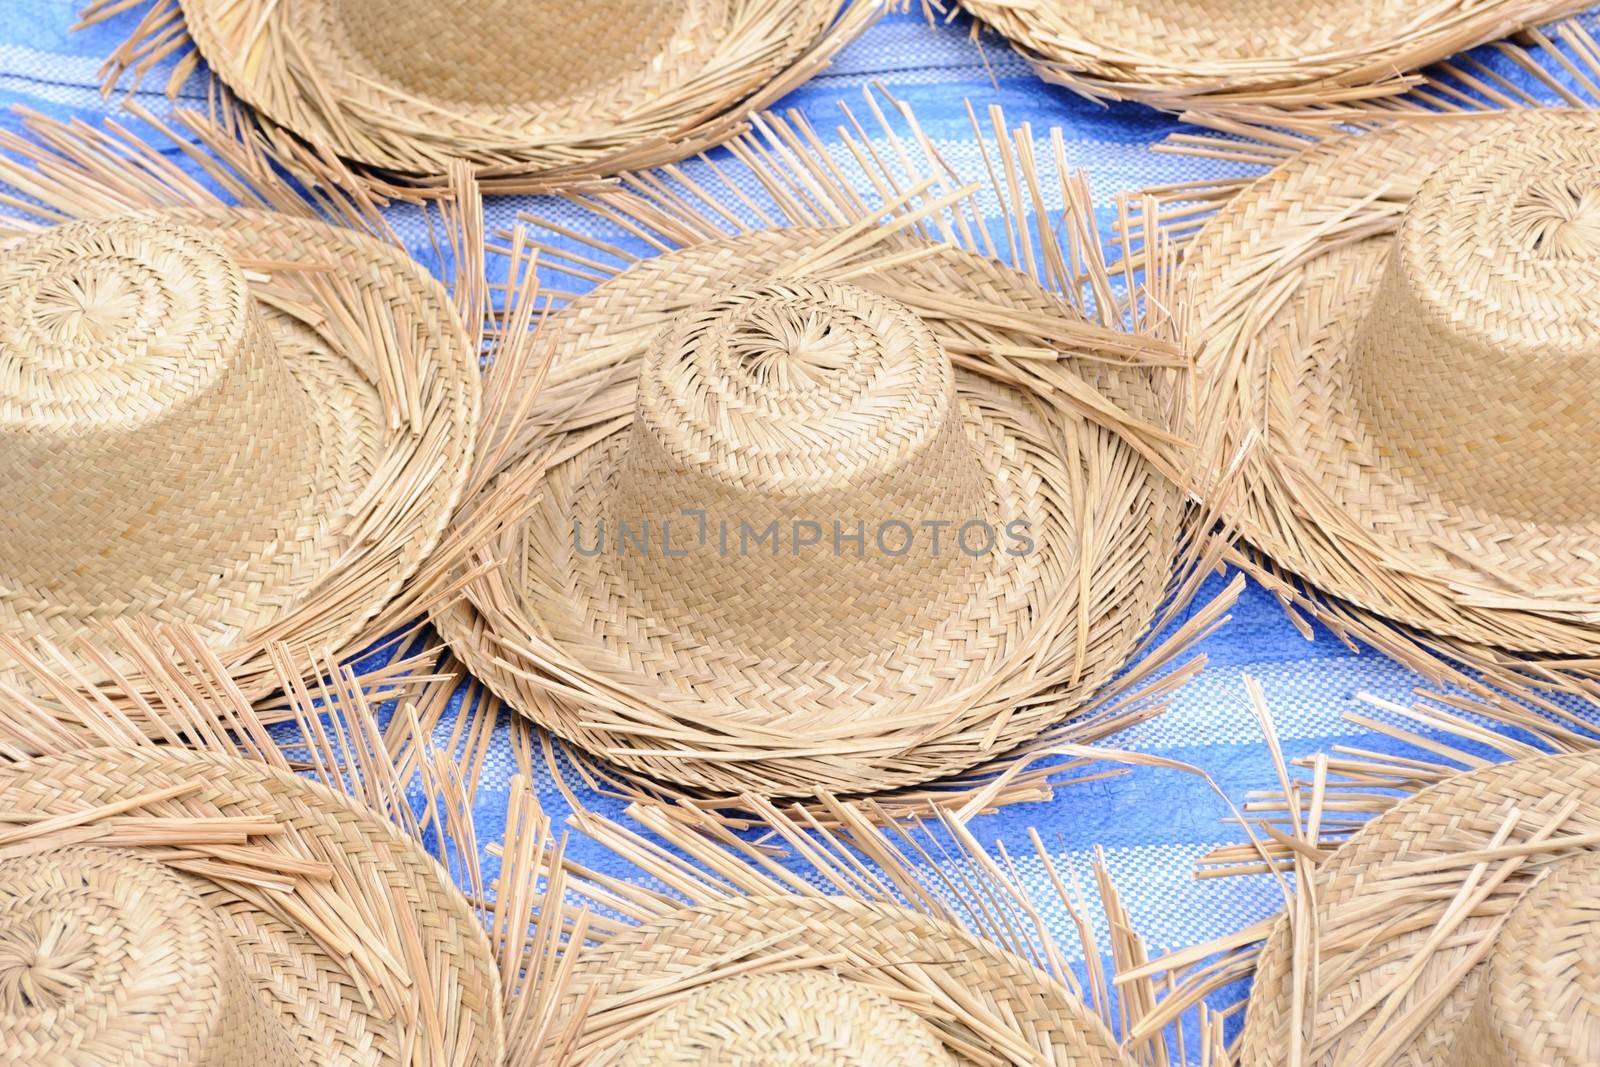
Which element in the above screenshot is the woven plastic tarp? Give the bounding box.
[7,0,1595,1037]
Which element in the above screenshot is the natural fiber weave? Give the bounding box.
[437,229,1185,796]
[0,207,476,701]
[1239,751,1600,1067]
[0,747,502,1067]
[431,93,1219,802]
[1178,109,1600,655]
[569,894,1130,1065]
[614,970,958,1065]
[957,0,1588,118]
[83,0,880,191]
[490,770,1224,1065]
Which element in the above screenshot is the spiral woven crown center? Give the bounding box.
[0,846,299,1065]
[1510,179,1600,259]
[0,914,94,1013]
[728,307,854,394]
[0,217,247,428]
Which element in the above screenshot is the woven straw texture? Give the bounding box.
[0,209,476,701]
[615,971,959,1065]
[566,895,1132,1065]
[0,747,502,1067]
[959,0,1589,115]
[1242,750,1600,1067]
[89,0,876,188]
[1182,109,1600,655]
[434,227,1185,797]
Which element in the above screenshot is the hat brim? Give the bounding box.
[0,207,477,700]
[1186,111,1600,655]
[961,0,1589,109]
[1241,750,1600,1065]
[0,747,503,1066]
[435,228,1186,797]
[567,894,1130,1064]
[174,0,864,184]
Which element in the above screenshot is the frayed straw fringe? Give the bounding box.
[0,622,506,1063]
[491,757,1236,1065]
[76,0,888,195]
[1105,20,1600,738]
[0,622,1230,1064]
[945,0,1589,122]
[1127,16,1600,224]
[1120,675,1600,1066]
[0,103,549,715]
[413,86,1245,814]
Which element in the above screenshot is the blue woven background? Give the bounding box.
[7,0,1592,1040]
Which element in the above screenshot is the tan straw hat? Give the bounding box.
[87,0,880,190]
[958,0,1588,116]
[430,95,1219,802]
[0,746,502,1066]
[437,227,1189,797]
[1179,108,1600,655]
[0,207,476,697]
[497,778,1214,1064]
[1237,749,1600,1066]
[565,894,1132,1065]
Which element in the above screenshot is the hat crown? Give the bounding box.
[0,216,324,620]
[1348,122,1600,522]
[0,846,297,1065]
[608,280,993,660]
[330,0,694,107]
[617,971,958,1065]
[0,217,247,430]
[1452,849,1600,1067]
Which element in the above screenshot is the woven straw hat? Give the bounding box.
[89,0,876,189]
[959,0,1587,115]
[0,746,501,1066]
[0,209,475,696]
[1182,109,1600,655]
[1240,749,1600,1066]
[436,225,1187,797]
[563,894,1133,1064]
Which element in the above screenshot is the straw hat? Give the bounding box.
[88,0,876,189]
[500,778,1195,1063]
[1240,749,1600,1066]
[436,227,1187,797]
[958,0,1587,114]
[0,746,502,1066]
[1181,109,1600,655]
[0,210,476,696]
[565,894,1133,1064]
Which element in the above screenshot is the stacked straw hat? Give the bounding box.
[1181,109,1600,655]
[0,747,502,1066]
[436,209,1192,796]
[498,782,1194,1064]
[1240,749,1600,1065]
[0,207,476,697]
[565,895,1135,1064]
[957,0,1588,114]
[86,0,879,189]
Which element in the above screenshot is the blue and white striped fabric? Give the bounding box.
[7,0,1597,1040]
